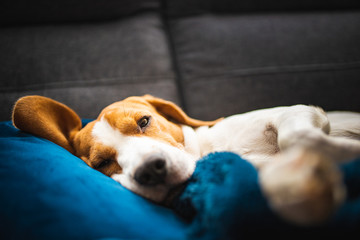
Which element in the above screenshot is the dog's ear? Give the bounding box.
[143,95,222,127]
[12,95,82,153]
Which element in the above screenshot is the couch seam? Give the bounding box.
[160,0,187,112]
[182,61,360,82]
[0,76,175,93]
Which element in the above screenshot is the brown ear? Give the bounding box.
[143,95,222,127]
[12,95,82,153]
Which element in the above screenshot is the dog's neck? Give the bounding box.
[182,125,214,160]
[181,125,201,159]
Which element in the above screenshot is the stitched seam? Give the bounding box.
[0,76,174,93]
[184,61,360,82]
[160,0,187,111]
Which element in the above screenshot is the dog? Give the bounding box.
[12,95,360,225]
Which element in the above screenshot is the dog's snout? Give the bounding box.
[134,155,167,186]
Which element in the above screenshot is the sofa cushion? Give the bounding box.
[169,11,360,120]
[0,13,179,121]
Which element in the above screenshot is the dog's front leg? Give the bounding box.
[259,148,345,225]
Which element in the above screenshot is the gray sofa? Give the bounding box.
[1,0,360,122]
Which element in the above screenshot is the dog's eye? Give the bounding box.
[95,158,112,169]
[138,116,150,130]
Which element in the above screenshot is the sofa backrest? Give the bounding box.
[0,0,159,25]
[1,0,360,121]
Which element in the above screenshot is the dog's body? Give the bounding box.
[194,106,360,167]
[12,95,360,225]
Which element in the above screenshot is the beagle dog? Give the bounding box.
[12,95,360,225]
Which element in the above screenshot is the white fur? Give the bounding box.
[92,118,196,202]
[181,125,201,159]
[93,105,360,224]
[194,105,360,167]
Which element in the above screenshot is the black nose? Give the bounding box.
[134,156,167,186]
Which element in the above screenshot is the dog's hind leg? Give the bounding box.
[276,106,360,163]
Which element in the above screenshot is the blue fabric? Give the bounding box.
[1,120,360,239]
[174,152,360,239]
[0,121,187,240]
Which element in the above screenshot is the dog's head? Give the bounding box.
[12,95,219,202]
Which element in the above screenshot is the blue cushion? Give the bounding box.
[0,121,187,240]
[1,120,360,239]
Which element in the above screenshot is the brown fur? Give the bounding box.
[12,95,220,177]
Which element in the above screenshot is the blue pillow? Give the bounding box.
[1,120,360,239]
[0,121,187,240]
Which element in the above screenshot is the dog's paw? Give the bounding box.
[259,148,346,225]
